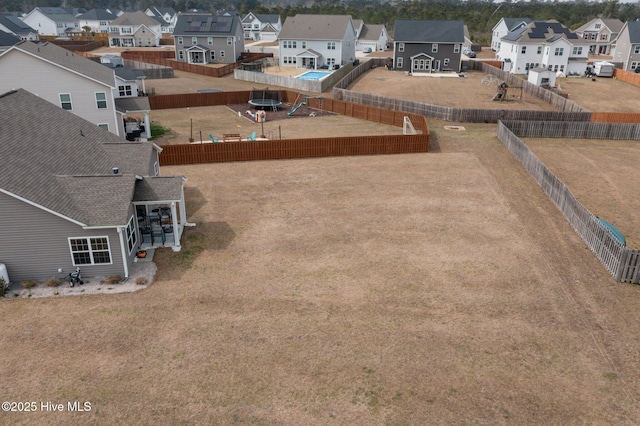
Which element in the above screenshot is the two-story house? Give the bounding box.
[108,11,162,48]
[393,20,465,73]
[0,13,39,40]
[353,19,389,52]
[241,13,281,41]
[21,7,81,37]
[77,9,118,34]
[278,14,357,69]
[496,20,590,76]
[173,13,244,64]
[575,18,624,55]
[0,88,188,283]
[0,40,151,140]
[145,7,177,34]
[612,21,640,72]
[491,18,532,52]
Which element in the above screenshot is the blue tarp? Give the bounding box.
[597,217,626,247]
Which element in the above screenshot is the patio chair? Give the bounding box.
[247,131,257,141]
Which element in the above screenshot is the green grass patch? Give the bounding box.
[150,124,169,140]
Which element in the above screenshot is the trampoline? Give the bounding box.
[249,88,282,111]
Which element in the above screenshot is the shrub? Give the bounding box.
[135,276,148,285]
[22,280,37,289]
[0,277,9,297]
[47,278,62,287]
[100,275,123,285]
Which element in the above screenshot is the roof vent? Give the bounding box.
[112,167,119,174]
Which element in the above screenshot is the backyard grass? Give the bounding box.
[2,61,640,425]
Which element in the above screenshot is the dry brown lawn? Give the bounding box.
[3,62,640,425]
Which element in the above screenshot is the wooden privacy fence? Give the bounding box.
[614,68,640,87]
[498,120,640,283]
[159,134,428,165]
[334,88,591,123]
[121,51,274,78]
[591,112,640,124]
[153,89,428,165]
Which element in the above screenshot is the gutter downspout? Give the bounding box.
[117,226,130,279]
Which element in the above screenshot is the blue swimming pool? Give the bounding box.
[296,71,332,81]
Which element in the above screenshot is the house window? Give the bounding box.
[59,93,72,110]
[126,216,137,253]
[327,42,336,50]
[118,85,133,96]
[109,27,118,33]
[210,51,215,60]
[396,57,403,68]
[98,123,109,131]
[192,37,197,45]
[220,51,225,58]
[554,47,563,56]
[634,46,640,54]
[521,46,526,54]
[208,37,213,45]
[142,28,146,33]
[121,27,131,34]
[302,41,306,49]
[95,92,107,109]
[69,237,112,265]
[443,58,450,68]
[572,46,583,55]
[595,23,601,29]
[432,43,438,53]
[154,161,159,176]
[398,42,404,52]
[631,61,638,70]
[327,58,336,66]
[454,44,460,53]
[560,65,564,72]
[100,21,107,26]
[177,36,183,45]
[227,37,232,45]
[601,34,607,41]
[253,24,259,29]
[178,50,184,60]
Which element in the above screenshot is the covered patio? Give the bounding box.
[116,97,151,141]
[296,49,322,69]
[133,176,190,251]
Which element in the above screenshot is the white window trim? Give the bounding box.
[95,92,107,109]
[59,93,72,110]
[68,236,113,266]
[432,43,438,53]
[126,216,137,254]
[398,42,404,52]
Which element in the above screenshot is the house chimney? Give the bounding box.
[112,167,119,174]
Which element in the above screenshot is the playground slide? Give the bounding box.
[287,101,306,116]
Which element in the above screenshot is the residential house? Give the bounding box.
[241,13,281,41]
[0,13,39,40]
[108,11,162,48]
[491,18,532,52]
[496,20,590,76]
[353,19,389,52]
[392,20,465,73]
[612,21,640,72]
[575,18,624,55]
[0,88,188,283]
[145,7,177,34]
[173,13,244,64]
[278,14,357,69]
[77,9,118,34]
[21,7,81,37]
[0,40,151,139]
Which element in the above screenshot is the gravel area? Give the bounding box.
[2,254,158,299]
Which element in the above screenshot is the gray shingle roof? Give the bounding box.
[77,9,116,21]
[359,24,385,41]
[10,40,115,87]
[503,18,533,32]
[35,7,78,23]
[0,14,37,36]
[174,13,239,36]
[110,11,162,27]
[133,177,186,203]
[0,89,162,226]
[502,20,581,44]
[114,97,150,114]
[279,15,354,41]
[255,14,280,24]
[0,30,20,47]
[394,20,464,43]
[626,20,640,43]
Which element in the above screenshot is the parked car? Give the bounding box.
[463,48,476,58]
[363,47,372,53]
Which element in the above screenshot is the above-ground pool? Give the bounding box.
[296,71,332,81]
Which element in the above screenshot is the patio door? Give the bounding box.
[412,58,430,72]
[433,60,441,72]
[190,51,203,64]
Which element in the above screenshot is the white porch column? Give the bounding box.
[171,201,180,251]
[117,226,130,279]
[142,111,151,140]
